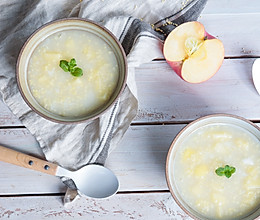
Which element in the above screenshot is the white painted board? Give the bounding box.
[0,192,190,220]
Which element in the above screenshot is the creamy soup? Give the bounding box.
[172,123,260,219]
[28,30,119,117]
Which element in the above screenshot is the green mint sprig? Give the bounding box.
[215,165,236,178]
[59,58,83,77]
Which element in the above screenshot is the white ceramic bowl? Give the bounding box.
[16,18,127,124]
[166,114,260,220]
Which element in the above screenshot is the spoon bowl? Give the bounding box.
[57,164,119,198]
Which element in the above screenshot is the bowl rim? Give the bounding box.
[16,17,127,124]
[165,113,260,220]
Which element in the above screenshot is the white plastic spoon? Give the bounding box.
[0,145,119,199]
[252,58,260,95]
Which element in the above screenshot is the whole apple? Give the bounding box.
[163,21,224,83]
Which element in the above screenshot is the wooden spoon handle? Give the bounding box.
[0,145,58,175]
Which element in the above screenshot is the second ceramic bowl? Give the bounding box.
[166,114,260,220]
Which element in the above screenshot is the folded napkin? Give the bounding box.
[0,0,207,205]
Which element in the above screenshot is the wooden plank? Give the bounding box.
[202,0,260,15]
[0,128,43,157]
[1,58,260,126]
[0,161,66,195]
[198,13,260,57]
[0,192,190,220]
[135,59,260,123]
[106,124,186,191]
[1,123,260,194]
[0,125,185,194]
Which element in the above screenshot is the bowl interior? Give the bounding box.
[166,114,260,220]
[17,19,127,123]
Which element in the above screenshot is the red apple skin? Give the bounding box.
[205,31,215,40]
[166,60,182,78]
[164,30,223,83]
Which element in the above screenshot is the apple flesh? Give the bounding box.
[163,21,224,83]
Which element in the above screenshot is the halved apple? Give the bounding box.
[163,21,224,83]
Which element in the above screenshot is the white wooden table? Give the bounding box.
[1,1,260,219]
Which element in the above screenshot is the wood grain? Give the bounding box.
[135,59,260,123]
[1,123,260,195]
[0,128,43,157]
[199,13,260,57]
[106,125,186,191]
[0,125,186,194]
[0,192,191,220]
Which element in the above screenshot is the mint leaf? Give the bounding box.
[69,58,77,69]
[215,167,225,176]
[70,58,76,65]
[59,60,69,72]
[225,170,232,178]
[215,165,236,178]
[230,167,236,174]
[71,67,83,77]
[59,58,83,77]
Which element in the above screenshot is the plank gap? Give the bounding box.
[118,190,170,194]
[131,121,190,126]
[225,56,260,59]
[0,126,26,129]
[132,119,260,126]
[0,192,65,198]
[152,56,260,62]
[0,190,170,198]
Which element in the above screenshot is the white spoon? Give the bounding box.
[0,145,119,199]
[252,58,260,95]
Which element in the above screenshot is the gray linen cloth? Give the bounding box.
[0,0,207,205]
